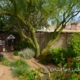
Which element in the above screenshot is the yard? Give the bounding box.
[0,50,80,80]
[0,52,57,80]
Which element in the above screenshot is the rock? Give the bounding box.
[10,67,15,70]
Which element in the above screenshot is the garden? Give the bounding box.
[0,0,80,80]
[0,33,80,80]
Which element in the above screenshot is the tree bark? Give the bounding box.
[41,27,64,56]
[31,30,40,58]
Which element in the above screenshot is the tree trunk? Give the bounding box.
[41,33,60,56]
[31,30,40,58]
[41,27,64,56]
[18,30,40,58]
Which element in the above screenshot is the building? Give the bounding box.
[0,33,16,52]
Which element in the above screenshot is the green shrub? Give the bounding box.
[0,57,11,66]
[68,33,80,56]
[49,47,66,64]
[49,47,78,65]
[14,40,34,50]
[12,65,27,77]
[20,48,35,59]
[10,58,29,68]
[13,68,41,80]
[12,66,41,80]
[72,56,80,73]
[14,51,19,56]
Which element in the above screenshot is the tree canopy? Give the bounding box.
[0,0,80,57]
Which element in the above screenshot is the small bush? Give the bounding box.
[72,56,80,73]
[10,58,29,68]
[67,33,80,56]
[14,51,19,56]
[12,65,27,77]
[14,40,34,50]
[0,57,11,66]
[12,67,41,80]
[20,48,35,59]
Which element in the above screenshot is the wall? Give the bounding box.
[36,32,73,50]
[26,32,73,50]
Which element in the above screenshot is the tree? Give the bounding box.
[0,0,80,58]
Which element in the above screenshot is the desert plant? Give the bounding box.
[20,48,35,59]
[12,65,28,77]
[12,67,41,80]
[0,57,11,66]
[14,51,19,56]
[10,58,29,68]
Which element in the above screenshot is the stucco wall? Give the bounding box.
[36,32,72,50]
[26,32,73,50]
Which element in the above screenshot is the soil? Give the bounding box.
[0,65,18,80]
[0,52,57,80]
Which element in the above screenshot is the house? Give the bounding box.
[0,33,16,52]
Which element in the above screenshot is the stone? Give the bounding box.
[10,67,15,70]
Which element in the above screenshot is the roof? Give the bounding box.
[0,33,15,40]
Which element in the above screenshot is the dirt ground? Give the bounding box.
[0,52,57,80]
[0,65,19,80]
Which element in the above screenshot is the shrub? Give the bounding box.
[72,56,80,73]
[49,47,66,64]
[14,40,34,50]
[20,48,35,59]
[10,58,29,68]
[68,33,80,56]
[13,68,41,80]
[14,51,19,56]
[0,57,11,66]
[12,65,27,77]
[48,71,79,80]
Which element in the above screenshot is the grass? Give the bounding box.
[0,54,41,80]
[10,58,29,68]
[0,57,11,66]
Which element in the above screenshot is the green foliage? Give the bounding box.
[68,33,80,56]
[0,0,80,57]
[46,47,77,65]
[15,40,34,50]
[72,56,80,73]
[48,71,79,80]
[14,51,19,56]
[13,68,41,80]
[49,47,66,63]
[11,58,41,80]
[0,57,11,66]
[12,65,27,77]
[10,58,29,68]
[20,48,35,59]
[46,33,80,65]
